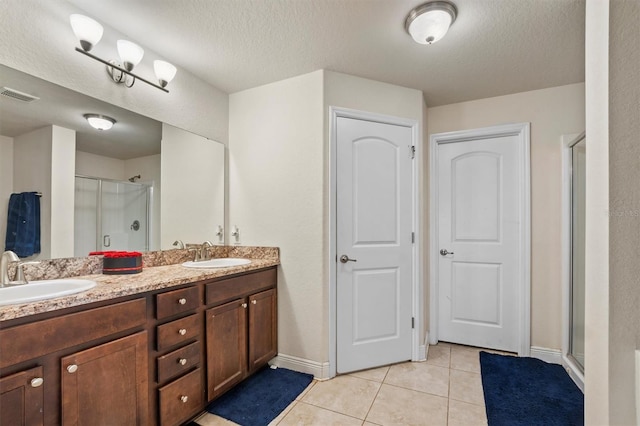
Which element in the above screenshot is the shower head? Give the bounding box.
[128,174,141,182]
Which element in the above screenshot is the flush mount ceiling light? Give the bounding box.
[405,1,457,45]
[70,14,177,93]
[84,114,116,131]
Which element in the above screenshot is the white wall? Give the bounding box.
[161,124,225,249]
[75,151,125,181]
[427,83,585,351]
[50,126,76,258]
[229,70,425,369]
[606,0,639,422]
[0,1,228,146]
[584,0,610,422]
[229,70,325,363]
[0,135,14,249]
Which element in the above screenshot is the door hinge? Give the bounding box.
[410,145,415,159]
[412,317,415,329]
[411,232,415,243]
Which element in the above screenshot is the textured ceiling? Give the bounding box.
[67,0,585,106]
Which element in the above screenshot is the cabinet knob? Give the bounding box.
[178,328,187,336]
[30,377,44,387]
[241,303,247,309]
[67,364,78,373]
[180,395,188,403]
[178,358,187,366]
[178,298,187,305]
[251,300,257,305]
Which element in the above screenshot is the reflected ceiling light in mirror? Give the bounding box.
[69,14,176,93]
[405,1,457,45]
[69,14,103,52]
[84,114,116,131]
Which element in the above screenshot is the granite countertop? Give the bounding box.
[0,247,279,322]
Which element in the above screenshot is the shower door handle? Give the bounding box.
[103,235,111,247]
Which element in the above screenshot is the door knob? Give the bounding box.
[339,255,357,263]
[439,249,454,256]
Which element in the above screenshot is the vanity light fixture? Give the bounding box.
[405,1,457,45]
[84,114,116,131]
[70,14,177,92]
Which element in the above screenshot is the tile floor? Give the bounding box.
[195,343,508,426]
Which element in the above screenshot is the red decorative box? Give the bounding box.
[90,251,143,275]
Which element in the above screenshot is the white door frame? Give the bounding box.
[329,106,422,378]
[561,132,586,390]
[428,123,531,356]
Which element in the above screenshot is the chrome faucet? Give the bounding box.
[0,251,19,286]
[200,241,213,261]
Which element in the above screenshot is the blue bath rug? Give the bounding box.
[205,366,313,426]
[480,351,584,426]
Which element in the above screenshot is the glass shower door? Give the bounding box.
[569,137,586,371]
[74,177,150,256]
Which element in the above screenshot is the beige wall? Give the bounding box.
[76,151,126,181]
[0,1,228,145]
[607,0,639,422]
[229,70,325,363]
[427,83,585,351]
[49,126,76,258]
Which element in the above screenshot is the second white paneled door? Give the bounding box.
[336,117,413,373]
[434,124,529,353]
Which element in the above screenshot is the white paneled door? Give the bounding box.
[336,117,413,373]
[436,130,526,352]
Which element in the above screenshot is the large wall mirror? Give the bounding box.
[0,64,225,260]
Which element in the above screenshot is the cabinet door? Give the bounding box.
[248,288,277,372]
[61,331,148,426]
[0,366,44,426]
[206,299,247,400]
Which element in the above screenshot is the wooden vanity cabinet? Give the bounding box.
[0,366,44,426]
[205,269,277,401]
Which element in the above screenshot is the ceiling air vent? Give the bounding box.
[0,87,40,102]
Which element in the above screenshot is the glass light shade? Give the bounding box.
[408,9,453,44]
[117,40,144,71]
[84,114,116,131]
[154,60,177,88]
[69,14,103,51]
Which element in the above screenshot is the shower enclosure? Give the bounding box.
[567,135,586,373]
[74,176,151,257]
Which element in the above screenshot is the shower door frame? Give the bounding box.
[561,132,586,391]
[75,175,152,254]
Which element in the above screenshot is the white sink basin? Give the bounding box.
[0,279,97,306]
[182,258,252,269]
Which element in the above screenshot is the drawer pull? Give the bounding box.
[178,328,187,336]
[241,303,247,309]
[178,298,187,305]
[178,358,187,366]
[67,364,78,374]
[180,395,188,403]
[30,377,44,387]
[251,299,257,305]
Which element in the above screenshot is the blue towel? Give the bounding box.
[5,192,41,257]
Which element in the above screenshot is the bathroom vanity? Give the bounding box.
[0,253,278,426]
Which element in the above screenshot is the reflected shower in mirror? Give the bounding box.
[0,64,225,260]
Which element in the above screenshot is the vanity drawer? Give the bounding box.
[157,341,201,384]
[206,268,276,305]
[156,314,199,351]
[158,368,202,426]
[0,298,146,368]
[156,286,199,320]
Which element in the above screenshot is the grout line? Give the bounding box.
[362,380,384,423]
[295,400,368,422]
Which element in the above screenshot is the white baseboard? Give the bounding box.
[270,354,331,380]
[417,331,429,361]
[530,346,563,365]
